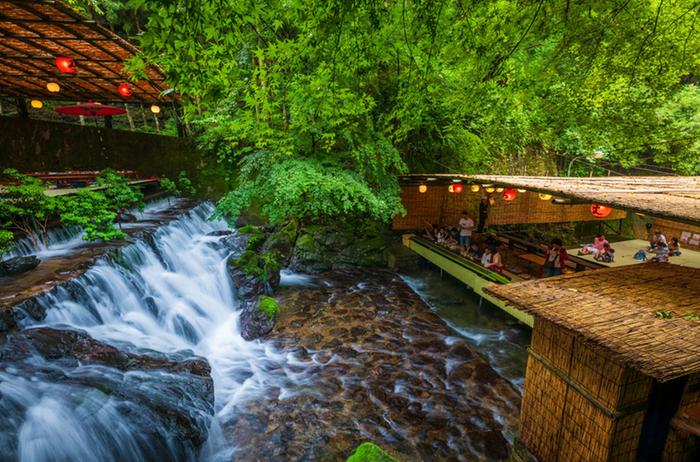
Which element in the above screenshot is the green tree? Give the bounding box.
[0,169,63,248]
[128,0,700,216]
[95,169,144,224]
[60,190,125,241]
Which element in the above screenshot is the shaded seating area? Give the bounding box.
[486,264,700,461]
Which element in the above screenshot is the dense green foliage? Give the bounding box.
[0,230,14,257]
[0,169,147,252]
[346,442,397,462]
[160,171,198,199]
[0,169,63,248]
[82,1,700,222]
[60,190,124,241]
[95,169,145,218]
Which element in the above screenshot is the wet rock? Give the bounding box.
[302,332,324,348]
[0,327,215,450]
[0,255,40,276]
[116,212,138,223]
[289,222,390,272]
[227,257,265,299]
[239,296,277,341]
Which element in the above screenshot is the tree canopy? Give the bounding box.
[90,0,700,222]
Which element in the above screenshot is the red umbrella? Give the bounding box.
[55,102,126,117]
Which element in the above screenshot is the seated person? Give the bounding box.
[593,243,615,263]
[423,223,438,240]
[649,243,669,263]
[668,237,682,256]
[579,234,607,255]
[481,245,504,272]
[468,243,483,259]
[649,229,667,250]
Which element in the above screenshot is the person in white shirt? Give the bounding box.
[458,211,475,247]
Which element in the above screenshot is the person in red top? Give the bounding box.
[543,238,568,277]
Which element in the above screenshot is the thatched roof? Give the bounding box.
[398,174,700,226]
[484,263,700,382]
[0,0,168,102]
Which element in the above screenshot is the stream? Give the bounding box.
[0,203,527,461]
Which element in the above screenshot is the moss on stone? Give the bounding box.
[238,224,262,235]
[259,296,279,319]
[233,250,265,279]
[346,442,397,462]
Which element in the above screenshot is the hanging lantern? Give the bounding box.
[46,82,60,92]
[496,187,504,193]
[590,203,613,218]
[448,184,455,193]
[517,189,526,193]
[418,184,427,193]
[453,183,463,193]
[150,104,161,114]
[470,184,480,192]
[539,193,553,201]
[30,100,43,109]
[117,84,132,97]
[54,56,76,74]
[502,189,517,201]
[485,187,495,193]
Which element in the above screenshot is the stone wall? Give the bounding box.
[0,116,227,197]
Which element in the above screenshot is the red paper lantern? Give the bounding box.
[55,56,76,74]
[590,203,612,218]
[453,183,463,193]
[502,189,517,201]
[117,84,132,97]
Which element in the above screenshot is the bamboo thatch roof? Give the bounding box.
[0,0,168,102]
[484,263,700,382]
[398,174,700,226]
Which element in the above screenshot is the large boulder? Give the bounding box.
[0,255,40,277]
[239,295,278,340]
[290,222,390,272]
[0,327,215,453]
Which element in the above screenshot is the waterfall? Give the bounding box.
[0,203,312,461]
[4,198,180,259]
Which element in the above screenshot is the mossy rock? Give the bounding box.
[346,442,397,462]
[259,295,279,319]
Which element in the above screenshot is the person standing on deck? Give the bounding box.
[477,196,490,233]
[458,212,475,247]
[543,238,568,277]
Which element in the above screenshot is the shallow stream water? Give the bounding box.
[0,203,528,461]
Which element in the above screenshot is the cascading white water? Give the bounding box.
[0,203,312,462]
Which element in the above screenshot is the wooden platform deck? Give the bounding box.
[403,235,534,327]
[572,239,700,269]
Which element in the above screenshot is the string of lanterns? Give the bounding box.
[416,181,614,219]
[31,55,162,114]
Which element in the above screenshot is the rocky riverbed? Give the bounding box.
[221,269,521,461]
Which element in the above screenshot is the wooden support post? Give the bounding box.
[15,98,28,118]
[104,115,113,129]
[152,111,160,132]
[172,101,185,138]
[124,103,135,130]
